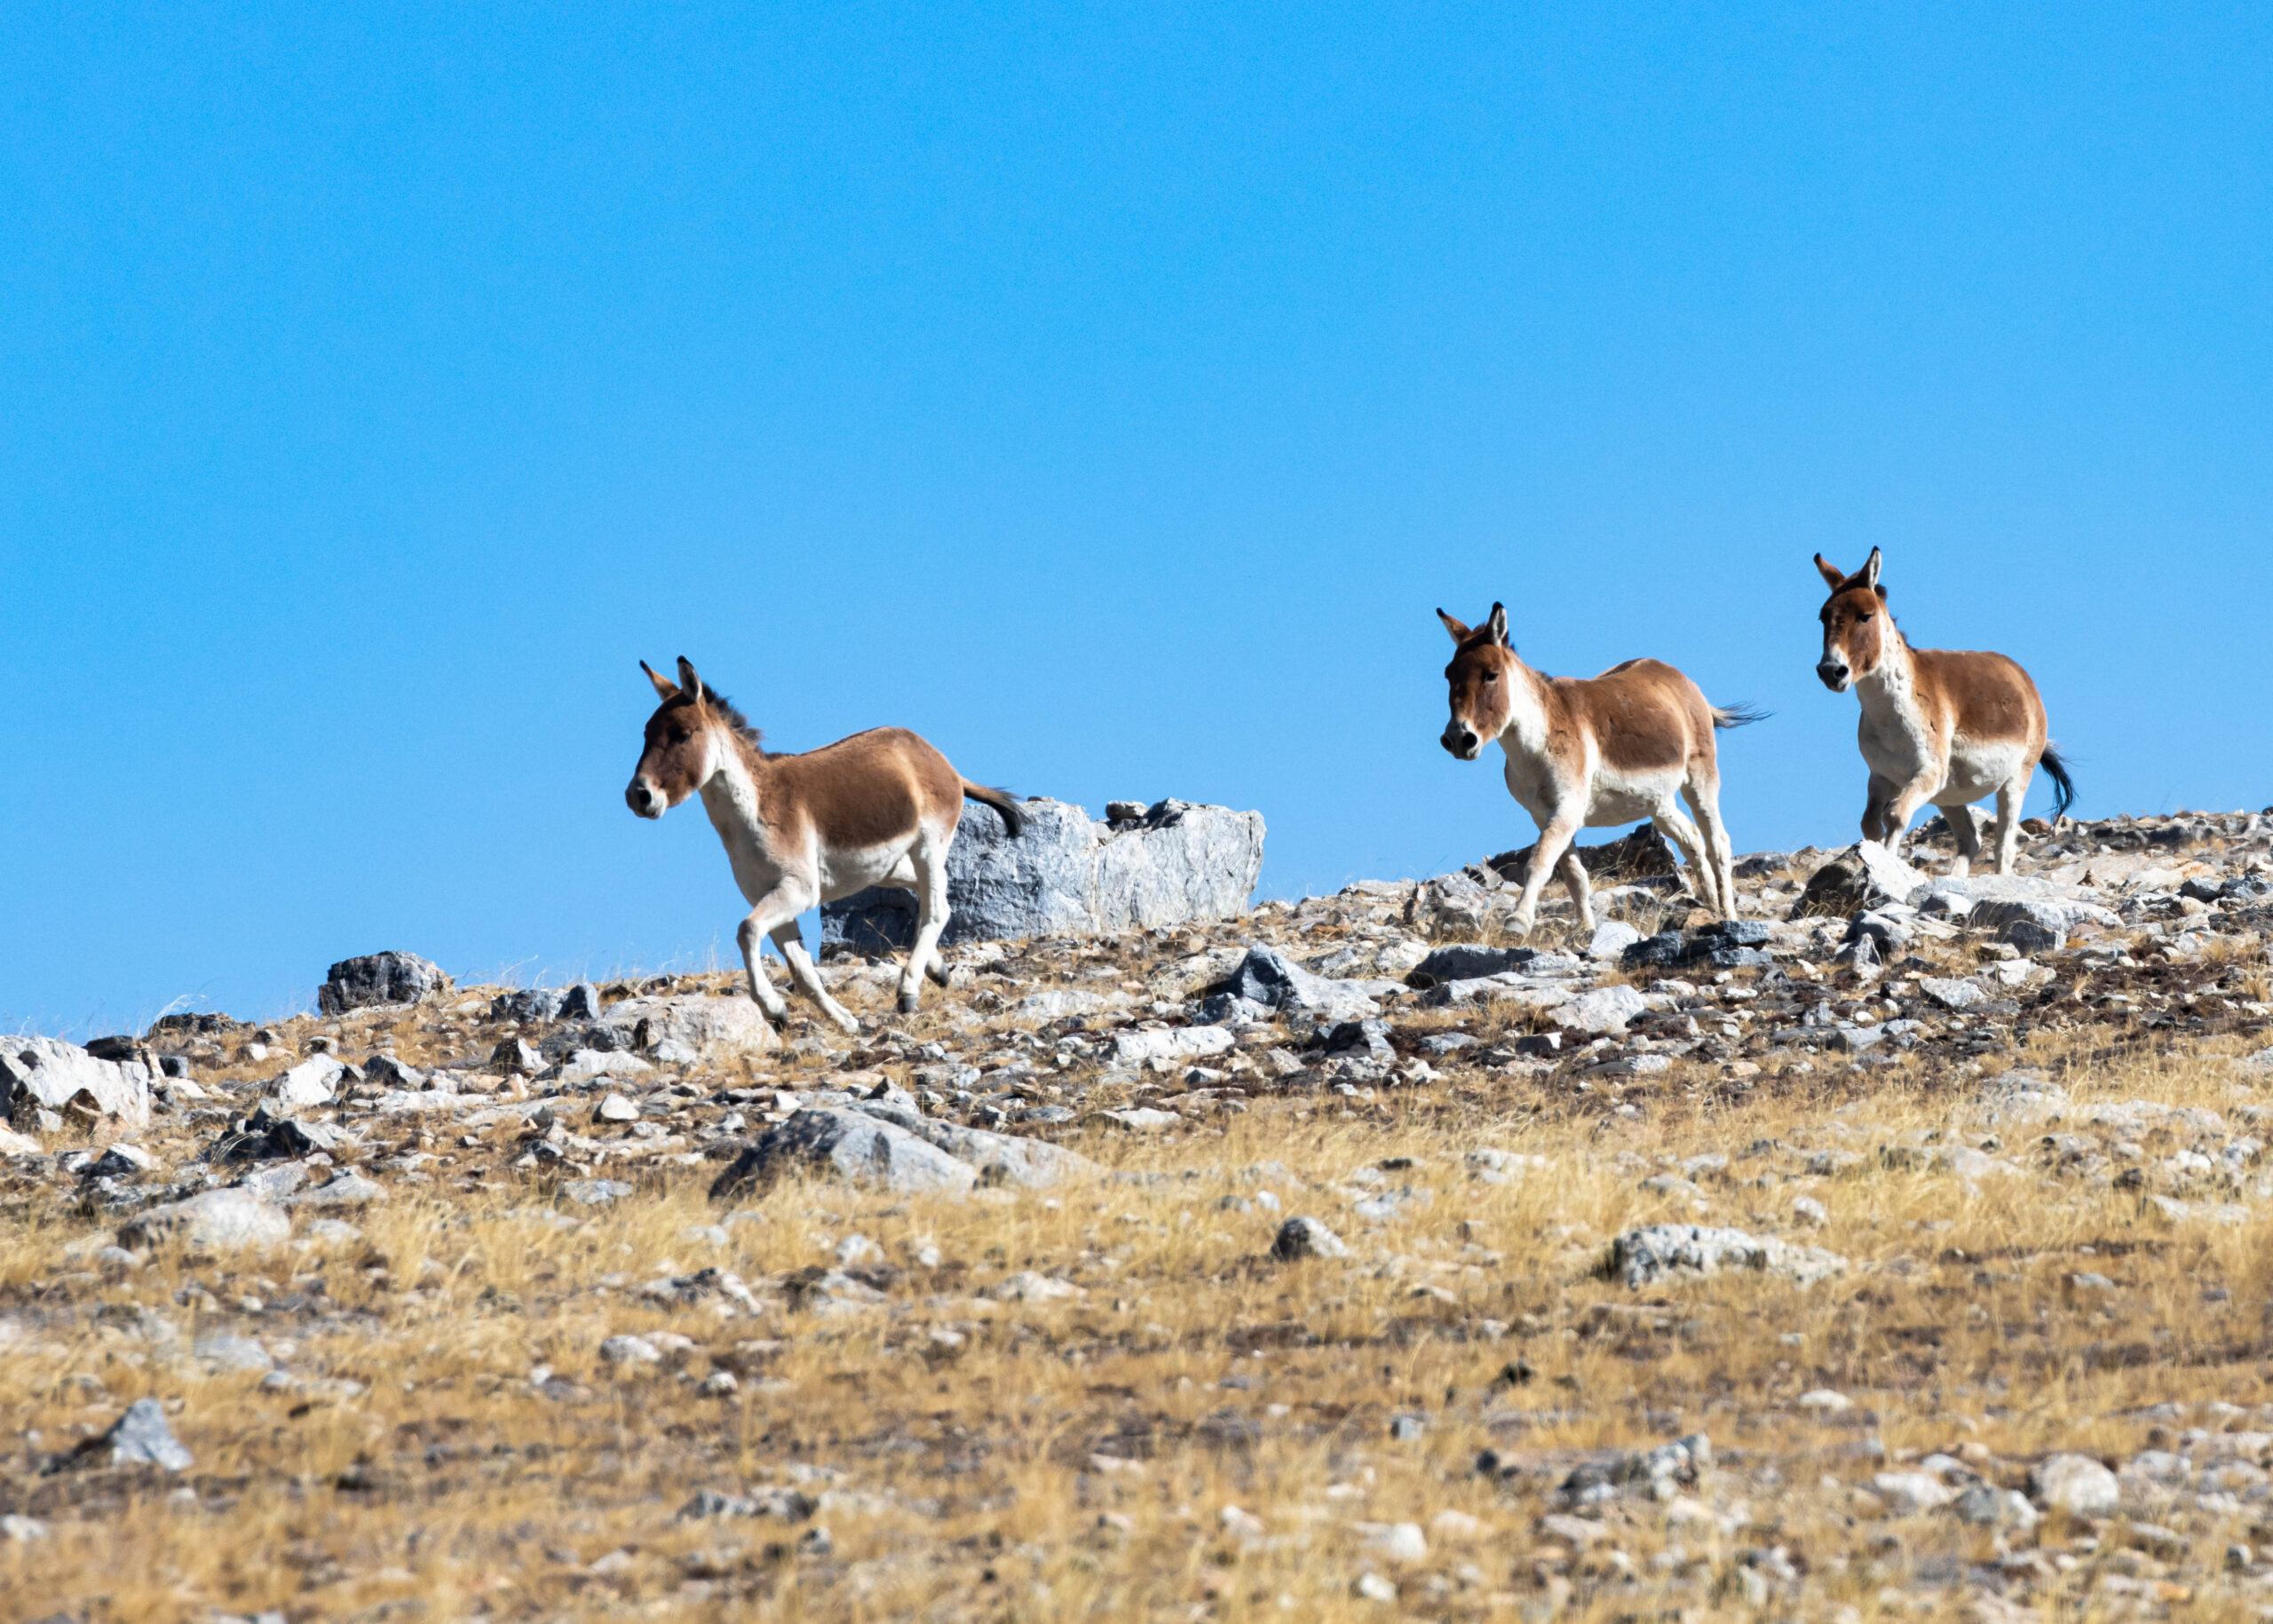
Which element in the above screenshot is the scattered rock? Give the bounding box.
[1563,985,1649,1034]
[1271,1216,1351,1261]
[2030,1453,2121,1515]
[1610,1224,1848,1289]
[270,1054,345,1107]
[709,1107,980,1199]
[67,1398,194,1471]
[121,1188,291,1251]
[593,993,778,1059]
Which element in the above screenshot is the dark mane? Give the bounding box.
[693,687,766,755]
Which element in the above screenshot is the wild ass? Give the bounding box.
[1437,605,1760,938]
[1813,550,2074,875]
[624,657,1022,1032]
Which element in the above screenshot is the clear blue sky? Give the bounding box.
[4,4,2269,1036]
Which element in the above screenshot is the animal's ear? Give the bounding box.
[1859,548,1881,591]
[675,656,706,704]
[1437,607,1472,645]
[1485,603,1510,647]
[1813,553,1846,590]
[641,660,679,703]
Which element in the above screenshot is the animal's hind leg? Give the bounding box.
[769,923,859,1034]
[1557,850,1596,934]
[1992,772,2031,875]
[898,827,954,1015]
[1651,804,1721,918]
[1683,778,1738,920]
[1945,804,1983,880]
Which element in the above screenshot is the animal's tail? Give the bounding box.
[961,780,1025,836]
[1710,702,1771,730]
[2039,745,2077,820]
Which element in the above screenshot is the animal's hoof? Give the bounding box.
[833,1014,863,1035]
[897,991,920,1015]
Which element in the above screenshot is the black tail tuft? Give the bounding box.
[2039,745,2077,820]
[962,780,1025,836]
[1711,702,1771,731]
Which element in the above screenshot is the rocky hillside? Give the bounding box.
[4,807,2273,1620]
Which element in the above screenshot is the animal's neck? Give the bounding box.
[697,729,768,844]
[1853,630,1917,717]
[1493,658,1555,757]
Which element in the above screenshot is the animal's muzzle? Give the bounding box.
[1816,660,1850,692]
[1441,723,1480,760]
[626,779,665,819]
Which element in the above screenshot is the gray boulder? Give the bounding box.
[2029,1454,2120,1516]
[823,797,1263,949]
[317,952,452,1015]
[591,994,778,1059]
[269,1054,345,1107]
[0,1037,156,1129]
[65,1398,193,1471]
[1218,946,1387,1018]
[852,1099,1097,1188]
[709,1107,979,1199]
[1794,844,1928,916]
[121,1188,292,1251]
[1610,1224,1848,1289]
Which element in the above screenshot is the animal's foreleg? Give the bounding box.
[735,883,820,1028]
[1877,772,1941,865]
[769,923,860,1034]
[1511,818,1580,939]
[1860,772,1897,845]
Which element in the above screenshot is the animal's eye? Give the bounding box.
[1481,669,1498,683]
[1857,612,1873,623]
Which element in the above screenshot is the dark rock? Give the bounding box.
[317,952,452,1015]
[1271,1216,1350,1261]
[1623,920,1775,971]
[1482,824,1678,884]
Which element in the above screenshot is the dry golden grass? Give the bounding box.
[9,863,2273,1621]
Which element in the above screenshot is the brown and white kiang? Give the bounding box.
[1437,604,1759,938]
[624,657,1022,1032]
[1813,549,2074,875]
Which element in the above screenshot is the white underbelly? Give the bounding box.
[815,841,917,902]
[1585,768,1683,828]
[1936,739,2029,805]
